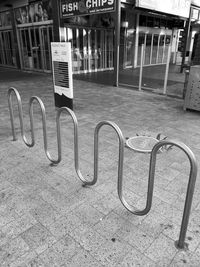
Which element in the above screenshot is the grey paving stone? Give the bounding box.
[9,250,38,267]
[75,202,104,226]
[0,205,19,227]
[1,213,37,240]
[163,222,200,252]
[39,235,80,266]
[138,210,169,239]
[20,223,57,254]
[30,201,61,227]
[91,193,120,215]
[47,213,82,240]
[113,205,147,226]
[144,233,177,265]
[66,248,103,267]
[92,237,132,266]
[0,236,30,266]
[116,220,155,253]
[26,257,46,267]
[39,188,73,215]
[93,211,129,239]
[115,248,156,267]
[169,250,196,267]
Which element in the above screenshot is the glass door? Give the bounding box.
[123,29,135,68]
[30,27,42,70]
[18,25,53,72]
[66,26,114,74]
[137,27,172,66]
[0,30,16,67]
[18,28,32,69]
[39,26,53,71]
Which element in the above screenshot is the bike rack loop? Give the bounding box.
[8,88,198,249]
[8,87,61,164]
[148,140,197,249]
[8,87,34,146]
[57,107,158,216]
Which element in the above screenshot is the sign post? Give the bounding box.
[51,42,73,110]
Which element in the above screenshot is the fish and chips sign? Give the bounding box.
[61,0,115,17]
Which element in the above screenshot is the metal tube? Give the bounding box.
[29,96,61,165]
[139,44,144,91]
[149,140,197,249]
[114,0,121,87]
[7,88,61,164]
[8,87,34,146]
[163,45,171,94]
[56,108,126,186]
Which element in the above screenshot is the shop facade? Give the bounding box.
[0,0,53,71]
[0,0,197,80]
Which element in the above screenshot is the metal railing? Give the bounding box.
[7,87,198,249]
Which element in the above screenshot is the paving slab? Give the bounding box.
[0,67,200,266]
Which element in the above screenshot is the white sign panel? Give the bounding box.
[191,0,200,7]
[136,0,191,18]
[51,42,73,99]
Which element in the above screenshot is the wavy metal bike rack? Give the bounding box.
[8,87,61,164]
[7,87,197,249]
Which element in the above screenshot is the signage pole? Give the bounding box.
[139,44,145,91]
[114,0,121,87]
[180,7,192,73]
[163,45,172,94]
[52,0,62,42]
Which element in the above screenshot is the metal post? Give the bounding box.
[8,87,61,164]
[139,44,144,91]
[163,45,171,95]
[180,8,192,73]
[148,140,197,249]
[114,0,121,87]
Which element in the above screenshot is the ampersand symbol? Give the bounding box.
[79,0,88,13]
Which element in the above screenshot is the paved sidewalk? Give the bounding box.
[1,67,200,266]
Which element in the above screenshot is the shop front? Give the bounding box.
[0,0,192,94]
[0,0,53,72]
[15,0,53,72]
[60,0,115,74]
[59,0,189,93]
[118,0,191,96]
[0,10,16,67]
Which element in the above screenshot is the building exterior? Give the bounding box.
[0,0,199,81]
[190,0,200,65]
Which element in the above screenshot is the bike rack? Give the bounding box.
[7,87,198,249]
[8,87,61,164]
[149,140,197,249]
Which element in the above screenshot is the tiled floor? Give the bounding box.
[0,68,200,266]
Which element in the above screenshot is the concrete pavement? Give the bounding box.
[1,67,200,266]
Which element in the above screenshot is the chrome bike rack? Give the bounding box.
[148,140,197,249]
[8,87,61,164]
[7,87,197,249]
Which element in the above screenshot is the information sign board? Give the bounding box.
[51,42,73,109]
